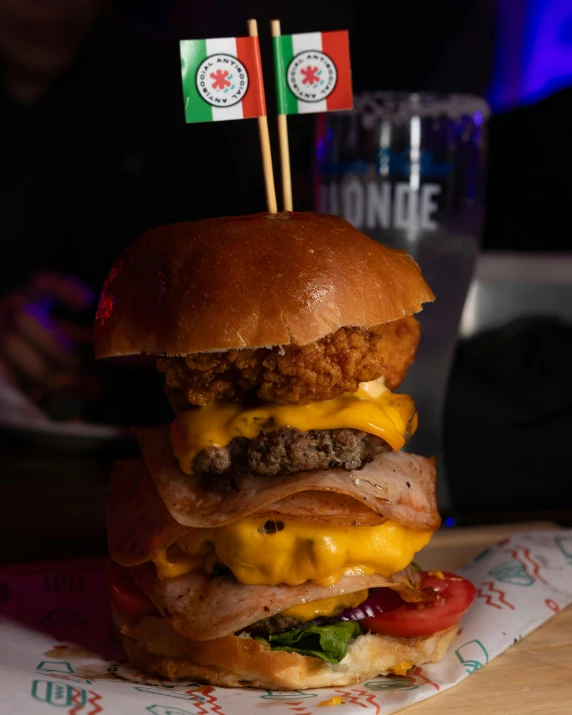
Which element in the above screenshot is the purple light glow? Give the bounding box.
[491,0,572,111]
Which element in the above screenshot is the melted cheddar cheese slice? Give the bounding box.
[282,590,369,622]
[171,380,417,475]
[153,518,433,587]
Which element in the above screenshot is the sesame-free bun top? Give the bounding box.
[93,212,434,358]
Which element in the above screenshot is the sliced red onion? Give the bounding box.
[339,588,405,621]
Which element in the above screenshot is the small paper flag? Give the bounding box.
[273,30,353,115]
[180,36,267,123]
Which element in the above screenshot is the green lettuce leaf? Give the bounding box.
[264,621,362,664]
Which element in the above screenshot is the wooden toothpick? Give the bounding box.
[271,19,294,212]
[247,18,278,214]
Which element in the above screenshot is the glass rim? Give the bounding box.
[348,92,490,126]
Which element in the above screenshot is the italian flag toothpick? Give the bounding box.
[180,21,277,213]
[178,22,354,214]
[180,36,267,123]
[272,30,353,115]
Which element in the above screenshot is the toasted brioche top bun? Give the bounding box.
[94,212,434,359]
[118,610,456,689]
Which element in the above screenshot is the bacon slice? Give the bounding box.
[131,563,428,641]
[135,425,440,532]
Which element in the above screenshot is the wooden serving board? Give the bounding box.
[410,522,572,715]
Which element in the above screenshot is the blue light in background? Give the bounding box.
[444,517,456,528]
[524,0,572,101]
[491,0,572,112]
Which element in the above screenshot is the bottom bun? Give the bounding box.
[117,611,457,690]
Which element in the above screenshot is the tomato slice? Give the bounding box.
[107,560,157,618]
[363,572,476,637]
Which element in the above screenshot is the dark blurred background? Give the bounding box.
[2,0,571,294]
[1,0,571,560]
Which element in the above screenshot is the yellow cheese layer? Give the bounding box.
[282,590,369,622]
[319,696,345,707]
[171,380,417,475]
[391,660,413,676]
[153,518,433,586]
[152,549,205,580]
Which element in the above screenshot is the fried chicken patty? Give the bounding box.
[157,317,420,410]
[193,427,393,477]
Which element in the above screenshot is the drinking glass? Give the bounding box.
[315,93,489,510]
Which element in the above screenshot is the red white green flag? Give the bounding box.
[273,30,353,115]
[180,36,267,123]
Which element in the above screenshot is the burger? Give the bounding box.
[94,211,476,689]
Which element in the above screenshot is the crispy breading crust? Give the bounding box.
[157,317,420,410]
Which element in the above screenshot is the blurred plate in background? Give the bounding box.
[0,377,127,452]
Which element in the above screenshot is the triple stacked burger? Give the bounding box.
[95,212,475,689]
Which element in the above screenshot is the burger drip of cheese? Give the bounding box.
[96,212,474,690]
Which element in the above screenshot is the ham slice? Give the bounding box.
[107,459,388,567]
[255,492,387,526]
[131,563,427,641]
[107,459,188,567]
[135,425,440,532]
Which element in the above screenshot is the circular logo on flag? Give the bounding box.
[287,50,337,102]
[195,53,249,107]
